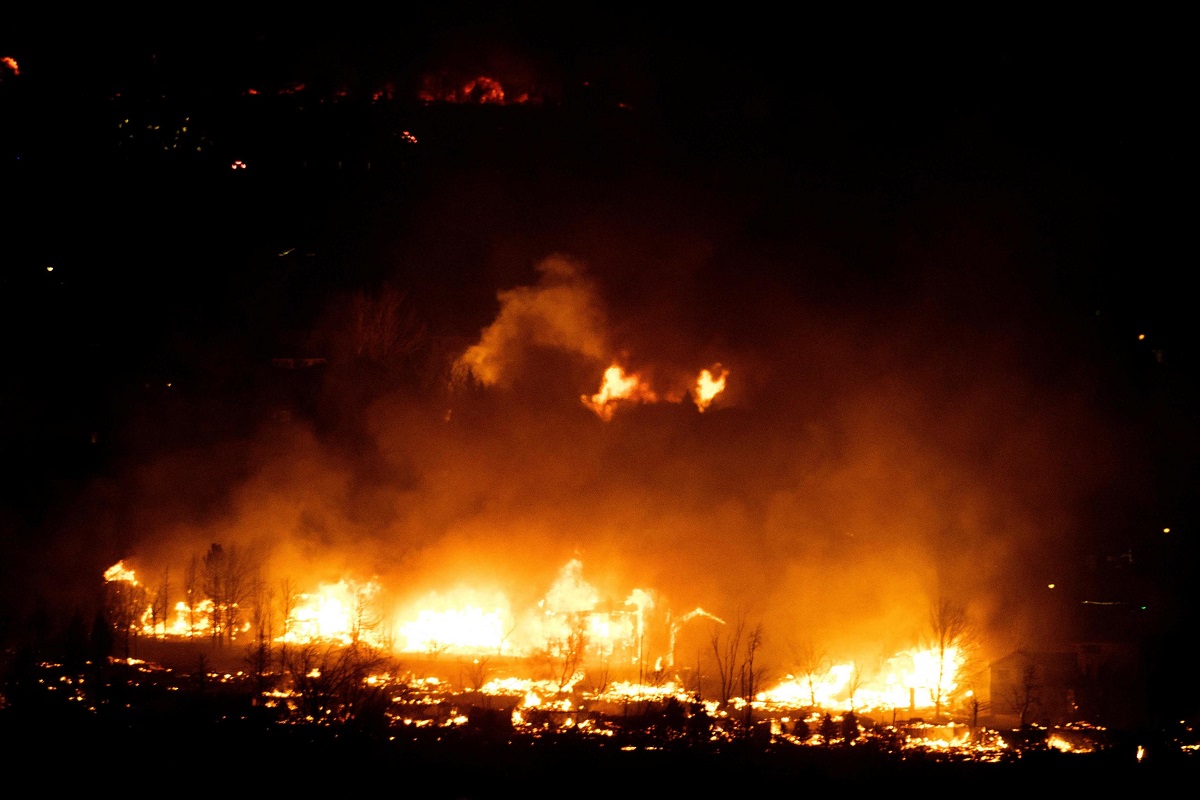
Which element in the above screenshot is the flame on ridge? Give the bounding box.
[583,364,730,420]
[693,366,727,412]
[582,364,657,420]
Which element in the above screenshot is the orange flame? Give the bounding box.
[280,579,386,647]
[1,56,18,76]
[104,560,138,584]
[582,365,657,421]
[693,366,728,412]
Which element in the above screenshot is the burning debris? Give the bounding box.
[103,554,985,725]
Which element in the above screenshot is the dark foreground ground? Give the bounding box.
[3,700,1195,797]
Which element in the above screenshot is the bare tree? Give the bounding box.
[709,614,745,710]
[585,657,612,697]
[790,639,830,710]
[709,609,768,723]
[245,572,276,697]
[1005,662,1042,728]
[349,581,383,644]
[284,641,395,732]
[462,656,492,692]
[277,577,298,671]
[184,556,200,636]
[846,663,865,713]
[201,543,257,646]
[150,568,171,638]
[738,623,768,727]
[927,596,977,718]
[320,282,426,366]
[104,574,147,660]
[538,612,589,693]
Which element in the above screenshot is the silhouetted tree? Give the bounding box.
[318,281,426,368]
[820,712,837,745]
[462,656,492,692]
[201,543,257,646]
[738,622,768,728]
[1005,662,1042,728]
[245,571,276,698]
[104,570,146,659]
[847,663,864,712]
[277,577,298,671]
[927,596,977,717]
[537,612,589,693]
[791,716,811,740]
[284,641,394,732]
[790,639,830,710]
[183,556,200,636]
[841,709,859,744]
[709,611,748,709]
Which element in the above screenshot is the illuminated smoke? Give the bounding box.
[453,254,608,387]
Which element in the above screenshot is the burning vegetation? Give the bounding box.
[7,246,1179,776]
[2,552,1187,792]
[76,553,1178,771]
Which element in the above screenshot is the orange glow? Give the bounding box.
[104,560,138,583]
[693,366,728,412]
[280,579,386,647]
[98,559,972,720]
[461,76,505,104]
[760,645,965,714]
[396,588,514,655]
[582,365,657,420]
[1,56,18,76]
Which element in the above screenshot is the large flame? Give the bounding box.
[104,560,138,583]
[99,558,973,718]
[693,366,728,412]
[280,579,386,647]
[582,365,657,420]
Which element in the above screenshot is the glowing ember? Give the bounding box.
[1,56,18,76]
[582,365,657,420]
[461,76,505,104]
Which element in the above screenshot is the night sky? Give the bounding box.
[2,13,1196,716]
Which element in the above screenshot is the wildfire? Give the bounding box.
[759,646,966,716]
[104,560,138,583]
[280,579,385,648]
[99,558,975,721]
[397,594,513,655]
[693,366,728,412]
[582,364,657,420]
[418,74,532,105]
[1,56,18,76]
